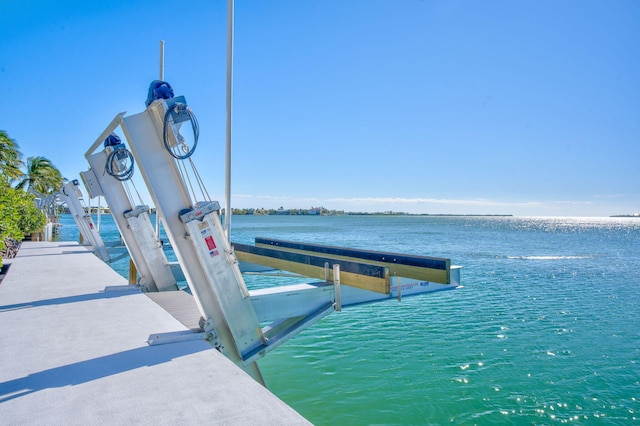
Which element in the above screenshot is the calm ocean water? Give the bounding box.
[58,214,640,425]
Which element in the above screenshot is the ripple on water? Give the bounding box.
[76,214,640,425]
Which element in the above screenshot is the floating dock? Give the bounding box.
[0,241,310,424]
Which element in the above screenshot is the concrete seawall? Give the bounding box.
[0,241,310,425]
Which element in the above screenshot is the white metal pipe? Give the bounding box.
[224,0,234,240]
[157,39,165,239]
[159,40,165,81]
[333,264,342,312]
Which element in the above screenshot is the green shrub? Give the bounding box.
[0,179,46,265]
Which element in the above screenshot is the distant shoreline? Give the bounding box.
[65,207,513,217]
[225,208,514,217]
[67,207,639,218]
[345,213,514,217]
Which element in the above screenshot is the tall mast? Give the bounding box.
[224,0,234,240]
[156,40,165,238]
[159,40,165,80]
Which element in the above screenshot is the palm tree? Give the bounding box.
[0,130,24,182]
[15,156,64,194]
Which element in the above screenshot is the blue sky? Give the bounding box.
[2,0,639,216]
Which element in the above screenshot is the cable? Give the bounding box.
[130,179,145,206]
[105,146,135,181]
[189,157,212,202]
[157,97,210,206]
[163,102,199,160]
[178,153,198,203]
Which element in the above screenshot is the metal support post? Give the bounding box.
[60,180,110,262]
[82,148,177,292]
[333,264,342,312]
[120,102,264,383]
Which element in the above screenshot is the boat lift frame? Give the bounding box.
[59,180,112,262]
[82,119,178,292]
[91,101,338,383]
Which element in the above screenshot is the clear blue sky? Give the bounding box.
[2,0,639,216]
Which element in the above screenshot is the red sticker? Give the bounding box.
[204,235,216,250]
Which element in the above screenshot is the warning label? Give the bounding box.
[204,235,216,251]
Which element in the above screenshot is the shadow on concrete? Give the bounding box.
[0,288,139,312]
[0,341,211,402]
[0,263,10,286]
[15,250,94,258]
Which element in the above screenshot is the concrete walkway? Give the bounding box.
[0,241,310,425]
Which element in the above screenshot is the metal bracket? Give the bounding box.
[103,285,141,293]
[202,318,224,352]
[166,96,191,124]
[147,330,205,346]
[223,247,238,266]
[124,205,150,219]
[79,168,103,199]
[179,201,221,223]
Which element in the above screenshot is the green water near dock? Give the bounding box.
[57,214,640,424]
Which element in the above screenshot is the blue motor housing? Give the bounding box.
[103,133,122,148]
[146,80,175,107]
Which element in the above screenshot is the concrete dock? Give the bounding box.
[0,241,310,425]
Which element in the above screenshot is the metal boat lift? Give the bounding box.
[91,99,338,383]
[59,180,113,262]
[81,128,178,292]
[88,88,461,385]
[68,0,464,384]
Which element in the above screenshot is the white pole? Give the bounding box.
[156,40,165,239]
[224,0,234,240]
[333,264,342,312]
[159,40,165,81]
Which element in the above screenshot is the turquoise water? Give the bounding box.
[58,214,640,424]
